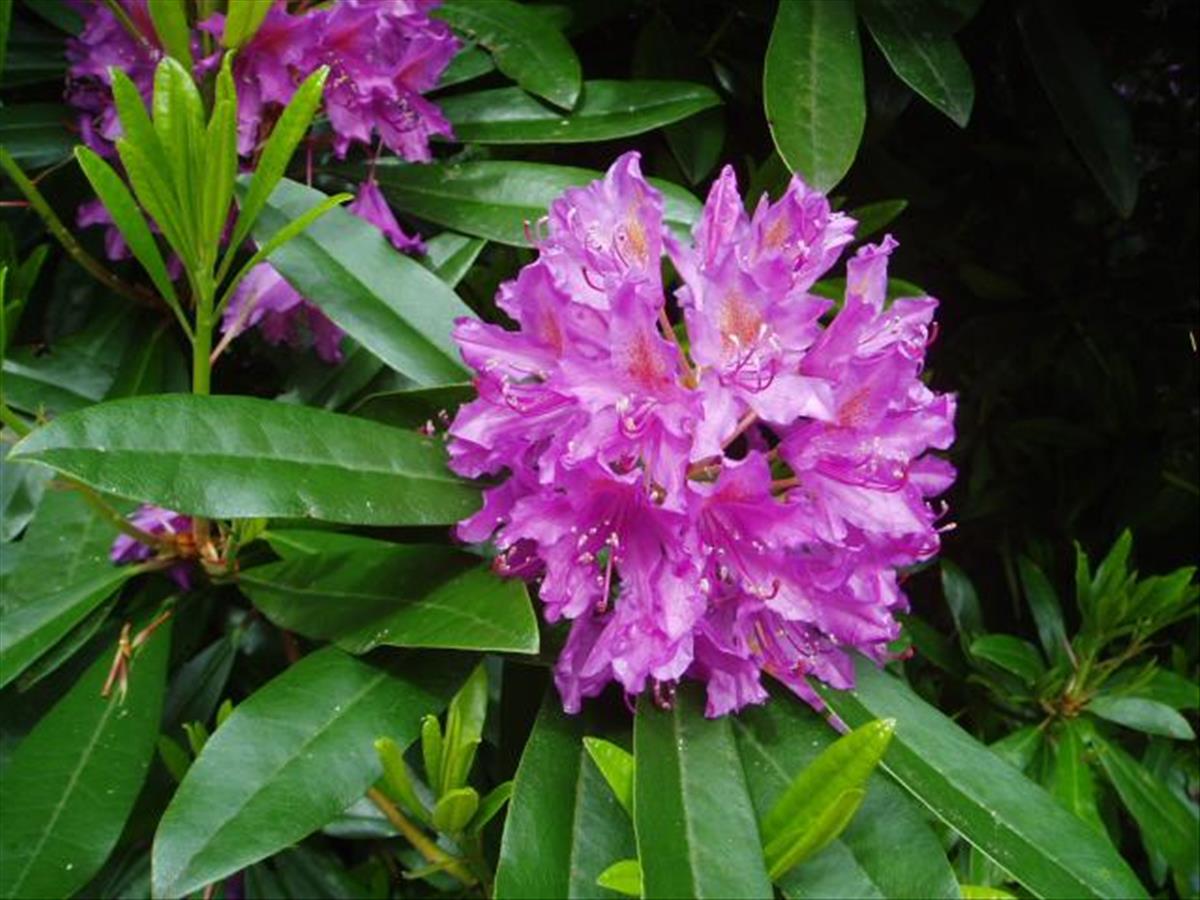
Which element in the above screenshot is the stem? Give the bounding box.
[0,402,31,437]
[71,480,173,549]
[365,788,478,889]
[0,149,168,316]
[192,307,213,395]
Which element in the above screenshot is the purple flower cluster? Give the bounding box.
[66,0,458,361]
[111,504,194,590]
[448,153,956,717]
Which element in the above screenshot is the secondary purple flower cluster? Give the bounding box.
[111,504,194,589]
[65,0,457,361]
[448,153,956,717]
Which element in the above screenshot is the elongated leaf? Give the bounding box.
[969,634,1045,686]
[436,0,581,110]
[862,0,974,127]
[764,0,865,191]
[734,695,958,900]
[634,685,772,899]
[201,56,238,262]
[495,695,635,899]
[222,0,272,48]
[0,104,73,168]
[1017,556,1068,663]
[820,659,1147,899]
[240,550,538,654]
[1087,696,1195,740]
[249,178,472,385]
[597,860,642,897]
[583,737,634,817]
[0,490,134,689]
[423,232,487,287]
[75,147,181,312]
[367,160,701,247]
[147,0,192,69]
[0,443,49,542]
[352,384,474,431]
[940,559,984,641]
[151,647,468,898]
[847,199,907,239]
[0,617,170,900]
[1092,733,1199,891]
[1049,720,1105,834]
[1017,1,1138,216]
[9,395,480,526]
[440,80,720,144]
[437,45,496,89]
[150,58,204,257]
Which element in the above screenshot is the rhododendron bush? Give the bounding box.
[0,2,1195,900]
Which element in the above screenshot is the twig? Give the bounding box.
[365,788,477,889]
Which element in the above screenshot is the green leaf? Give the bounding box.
[441,662,488,796]
[367,159,701,247]
[1016,0,1138,216]
[440,80,720,144]
[163,635,237,734]
[9,394,480,526]
[1092,732,1199,891]
[0,104,73,168]
[437,44,496,89]
[1049,720,1105,834]
[224,65,329,277]
[1087,695,1195,740]
[583,736,634,817]
[436,0,581,110]
[762,719,894,879]
[989,726,1044,772]
[1120,667,1200,710]
[239,550,538,654]
[468,780,513,833]
[201,55,238,263]
[495,695,636,899]
[1017,555,1068,663]
[0,442,49,542]
[421,714,444,793]
[249,178,473,385]
[74,147,183,316]
[150,58,205,259]
[861,0,975,127]
[432,787,479,834]
[0,490,135,689]
[819,658,1148,899]
[634,684,772,899]
[847,199,907,240]
[734,696,958,900]
[596,860,642,897]
[106,320,188,399]
[352,384,475,431]
[969,634,1045,686]
[221,0,272,48]
[423,232,487,287]
[0,616,170,900]
[147,0,193,70]
[375,737,430,824]
[151,647,468,899]
[940,559,984,641]
[764,0,865,191]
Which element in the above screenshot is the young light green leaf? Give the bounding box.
[596,860,642,897]
[819,658,1147,899]
[969,634,1045,686]
[147,0,193,70]
[583,737,634,818]
[440,663,487,795]
[862,0,974,127]
[150,58,205,259]
[421,714,444,797]
[1017,555,1068,663]
[432,787,479,834]
[9,394,480,526]
[634,684,772,899]
[114,136,191,271]
[201,54,238,265]
[439,80,720,144]
[223,65,329,278]
[467,781,512,833]
[436,0,581,111]
[222,0,273,48]
[1049,720,1105,834]
[764,0,865,191]
[151,648,469,899]
[374,737,430,824]
[1087,696,1195,740]
[0,617,170,900]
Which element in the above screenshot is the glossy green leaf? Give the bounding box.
[423,232,487,287]
[150,58,204,256]
[163,635,237,733]
[441,662,488,793]
[820,658,1147,899]
[969,634,1045,686]
[941,559,984,641]
[583,736,634,817]
[262,529,397,560]
[1092,732,1199,892]
[239,551,537,654]
[1049,720,1105,833]
[634,684,772,899]
[352,384,475,431]
[436,0,581,110]
[1087,695,1195,740]
[421,714,444,793]
[734,696,958,900]
[764,0,865,191]
[862,0,975,127]
[201,55,238,263]
[440,80,720,144]
[432,787,479,834]
[0,104,73,168]
[375,737,430,824]
[368,160,701,247]
[1121,667,1200,710]
[989,726,1044,772]
[437,45,496,89]
[495,695,636,899]
[147,0,193,69]
[106,320,188,399]
[222,0,272,48]
[1018,555,1068,663]
[848,199,907,239]
[250,178,473,385]
[0,442,49,542]
[9,394,480,525]
[0,490,135,689]
[468,780,513,832]
[596,860,642,897]
[0,617,170,900]
[1017,1,1138,216]
[151,647,468,898]
[115,137,191,270]
[224,65,329,274]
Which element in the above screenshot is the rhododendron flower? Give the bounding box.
[448,152,956,717]
[111,504,194,590]
[221,263,345,363]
